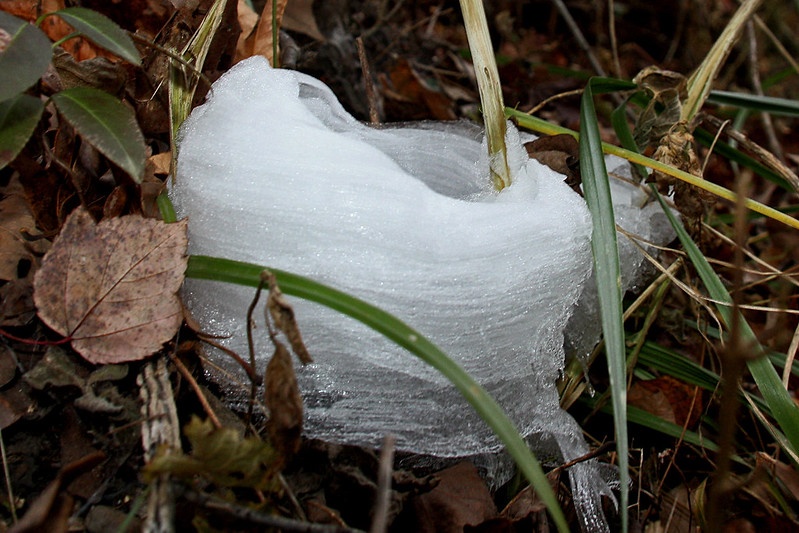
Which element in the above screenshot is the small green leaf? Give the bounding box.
[48,8,140,65]
[0,11,53,102]
[51,87,144,182]
[145,416,279,491]
[0,94,44,169]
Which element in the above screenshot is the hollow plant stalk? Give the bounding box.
[681,0,764,123]
[459,0,511,190]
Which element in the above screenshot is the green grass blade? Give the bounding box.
[637,342,720,393]
[0,94,44,169]
[579,79,629,532]
[583,396,718,452]
[0,11,52,102]
[685,319,799,378]
[707,90,799,117]
[693,128,793,192]
[610,98,648,178]
[508,108,799,231]
[185,254,569,532]
[637,341,775,418]
[46,7,140,65]
[51,87,145,182]
[652,189,799,460]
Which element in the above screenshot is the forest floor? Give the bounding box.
[1,0,798,531]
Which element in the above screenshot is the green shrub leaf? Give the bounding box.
[0,11,52,102]
[48,7,140,65]
[51,87,144,182]
[0,94,44,169]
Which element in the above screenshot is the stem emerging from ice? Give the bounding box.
[459,0,511,191]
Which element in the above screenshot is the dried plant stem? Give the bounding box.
[139,358,181,533]
[746,21,783,161]
[550,0,607,77]
[0,429,16,523]
[171,354,222,429]
[459,0,510,190]
[706,172,753,531]
[681,0,764,122]
[369,435,396,533]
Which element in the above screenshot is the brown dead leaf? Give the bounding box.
[381,59,457,121]
[283,0,324,41]
[525,134,582,194]
[33,207,188,364]
[9,451,105,533]
[264,340,303,464]
[0,345,17,388]
[0,178,47,283]
[147,152,172,176]
[234,0,259,62]
[398,461,497,532]
[628,376,702,428]
[755,452,799,502]
[237,0,288,64]
[0,278,36,326]
[102,186,130,219]
[0,382,35,430]
[264,271,312,364]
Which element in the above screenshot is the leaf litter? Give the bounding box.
[33,207,187,364]
[0,0,797,531]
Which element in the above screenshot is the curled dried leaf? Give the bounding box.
[264,340,303,463]
[263,270,312,364]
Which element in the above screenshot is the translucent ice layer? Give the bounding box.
[173,55,595,455]
[171,56,669,530]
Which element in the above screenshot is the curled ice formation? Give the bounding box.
[173,55,595,455]
[171,56,661,530]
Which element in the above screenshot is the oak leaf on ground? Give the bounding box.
[33,207,187,364]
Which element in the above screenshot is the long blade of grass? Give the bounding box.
[583,397,718,452]
[707,90,799,117]
[685,320,799,379]
[610,100,799,457]
[185,254,569,532]
[579,79,629,532]
[508,108,799,231]
[652,189,799,461]
[637,342,721,394]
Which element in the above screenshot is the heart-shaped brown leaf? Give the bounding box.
[33,208,187,364]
